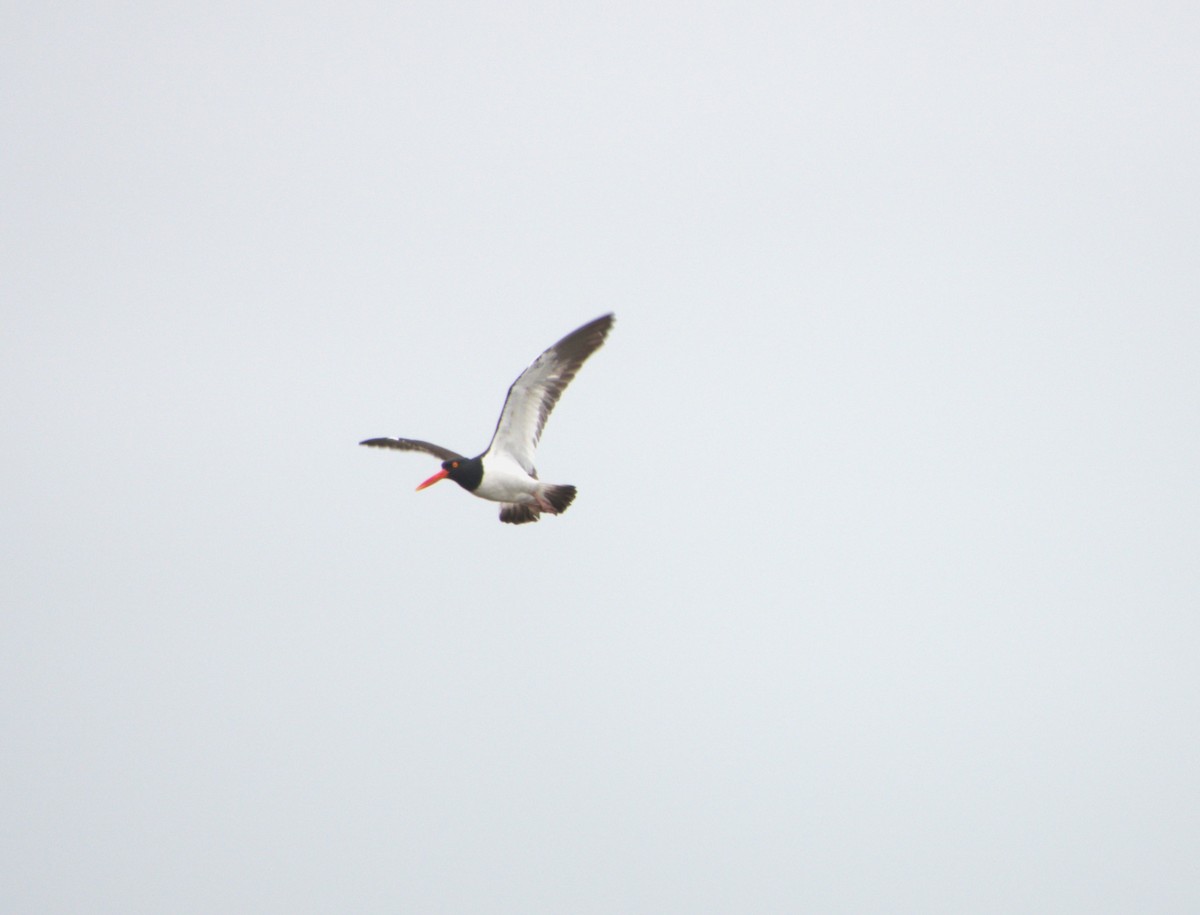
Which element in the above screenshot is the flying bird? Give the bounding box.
[360,313,614,524]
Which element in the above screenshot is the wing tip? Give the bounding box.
[589,312,616,337]
[554,313,615,360]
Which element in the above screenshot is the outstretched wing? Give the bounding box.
[359,437,464,462]
[484,313,614,474]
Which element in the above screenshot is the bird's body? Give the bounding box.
[473,455,541,504]
[361,313,613,524]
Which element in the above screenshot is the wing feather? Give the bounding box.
[359,438,464,462]
[484,313,614,474]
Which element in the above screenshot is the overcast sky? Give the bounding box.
[3,2,1198,912]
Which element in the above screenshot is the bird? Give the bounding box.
[360,313,614,524]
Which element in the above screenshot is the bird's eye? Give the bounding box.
[452,461,459,468]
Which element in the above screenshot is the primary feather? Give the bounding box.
[358,438,464,462]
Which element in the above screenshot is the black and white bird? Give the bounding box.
[360,313,614,524]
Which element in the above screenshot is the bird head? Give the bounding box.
[416,457,481,492]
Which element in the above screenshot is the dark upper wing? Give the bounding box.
[358,437,464,462]
[484,313,614,474]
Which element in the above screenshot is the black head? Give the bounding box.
[416,455,484,493]
[443,456,484,492]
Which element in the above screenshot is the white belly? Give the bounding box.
[474,457,540,504]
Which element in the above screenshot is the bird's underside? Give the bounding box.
[497,484,577,524]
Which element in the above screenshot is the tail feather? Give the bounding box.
[541,484,577,514]
[499,503,539,525]
[497,484,578,525]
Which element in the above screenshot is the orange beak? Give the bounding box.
[415,468,449,491]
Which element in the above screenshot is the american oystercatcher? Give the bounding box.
[360,313,614,524]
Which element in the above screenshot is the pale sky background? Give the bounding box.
[3,2,1198,912]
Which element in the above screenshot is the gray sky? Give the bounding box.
[3,2,1198,912]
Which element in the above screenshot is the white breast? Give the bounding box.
[474,455,540,504]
